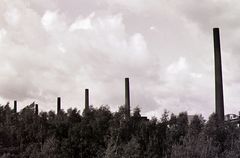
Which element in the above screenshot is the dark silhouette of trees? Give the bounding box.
[0,103,240,157]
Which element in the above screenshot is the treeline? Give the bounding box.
[0,103,240,158]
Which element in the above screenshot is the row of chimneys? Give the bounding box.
[11,78,131,118]
[13,100,39,115]
[9,28,226,122]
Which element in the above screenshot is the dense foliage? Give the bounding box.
[0,103,239,158]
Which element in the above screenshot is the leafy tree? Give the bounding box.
[1,103,240,158]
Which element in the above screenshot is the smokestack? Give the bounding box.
[14,100,17,113]
[57,97,61,114]
[35,104,38,115]
[125,78,130,118]
[85,89,89,111]
[213,28,225,122]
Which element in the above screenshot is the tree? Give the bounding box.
[188,115,204,137]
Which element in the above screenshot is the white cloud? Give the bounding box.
[190,73,202,79]
[69,12,95,31]
[57,43,66,53]
[4,7,20,26]
[0,0,239,119]
[41,10,67,33]
[167,57,187,74]
[149,26,158,31]
[130,33,147,54]
[0,28,7,43]
[41,10,58,31]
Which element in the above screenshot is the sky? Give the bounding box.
[0,0,240,119]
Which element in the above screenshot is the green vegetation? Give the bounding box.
[0,103,239,158]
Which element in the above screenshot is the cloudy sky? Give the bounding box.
[0,0,240,118]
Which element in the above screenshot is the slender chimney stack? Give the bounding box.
[213,28,225,122]
[35,104,38,115]
[85,89,89,111]
[14,100,17,113]
[57,97,61,114]
[125,78,130,118]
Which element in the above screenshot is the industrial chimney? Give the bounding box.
[85,89,89,111]
[125,78,130,118]
[57,97,61,114]
[213,28,225,122]
[14,100,17,113]
[35,104,38,115]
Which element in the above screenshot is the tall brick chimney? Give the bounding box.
[85,89,89,111]
[35,104,38,115]
[57,97,61,114]
[14,100,17,113]
[213,28,225,122]
[125,78,130,118]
